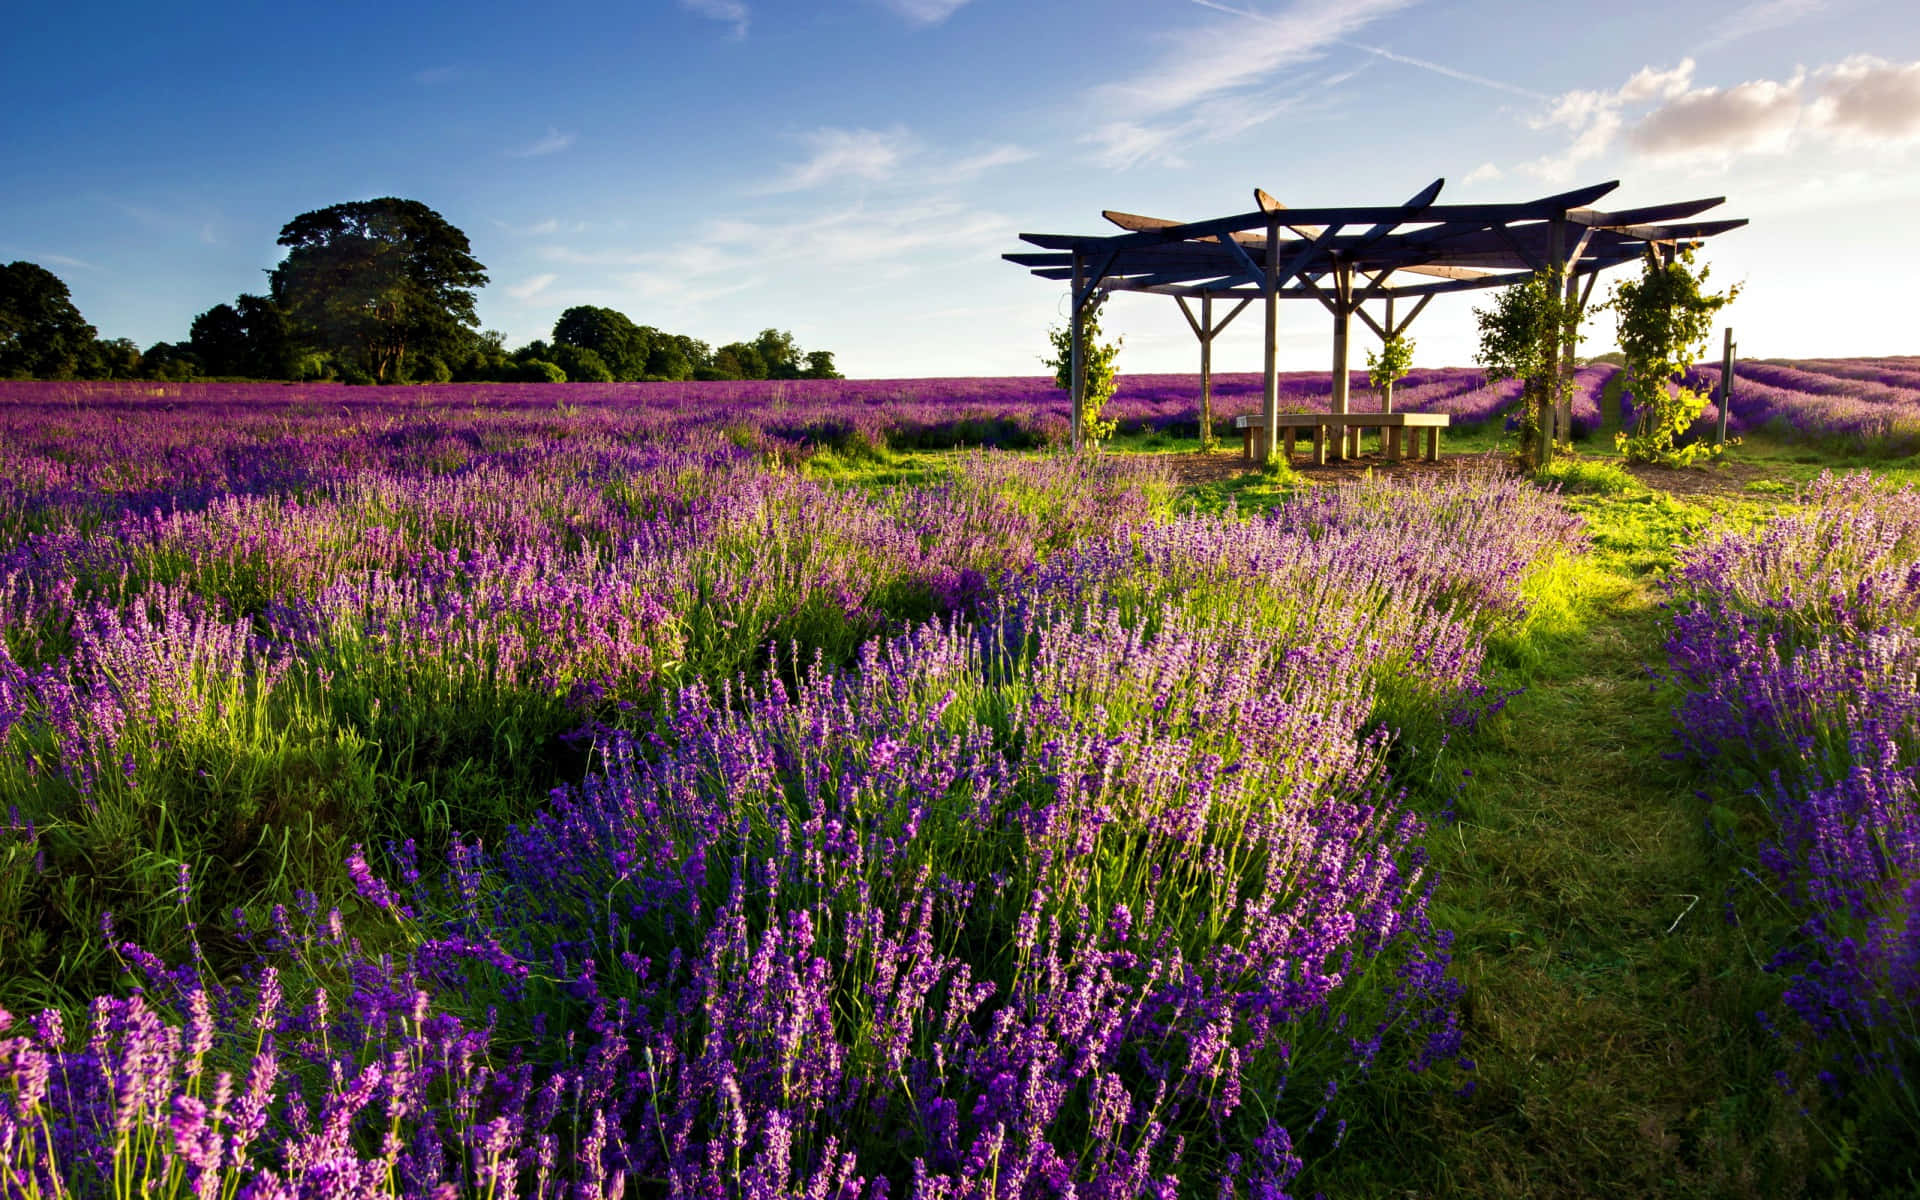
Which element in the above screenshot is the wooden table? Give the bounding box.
[1235,412,1449,466]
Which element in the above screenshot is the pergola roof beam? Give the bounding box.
[1019,180,1622,253]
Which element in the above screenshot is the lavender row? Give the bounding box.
[1665,471,1920,1115]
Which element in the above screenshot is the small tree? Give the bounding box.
[1366,332,1415,409]
[1043,293,1121,446]
[1474,266,1580,469]
[1606,248,1739,466]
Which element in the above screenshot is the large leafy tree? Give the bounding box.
[269,198,487,383]
[553,305,650,381]
[0,261,97,379]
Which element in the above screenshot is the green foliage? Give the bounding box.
[188,302,249,375]
[1607,248,1740,466]
[709,341,768,380]
[269,197,488,384]
[1474,266,1581,467]
[514,358,567,383]
[78,337,143,380]
[553,305,651,380]
[0,261,97,379]
[549,342,614,383]
[803,349,843,379]
[1044,293,1122,445]
[1366,332,1415,400]
[1534,456,1639,496]
[140,341,202,381]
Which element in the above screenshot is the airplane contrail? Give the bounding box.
[1186,0,1551,101]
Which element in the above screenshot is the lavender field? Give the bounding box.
[3,373,1919,1197]
[0,381,1588,1196]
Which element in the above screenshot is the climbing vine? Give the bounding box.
[1045,292,1122,445]
[1606,247,1739,466]
[1367,332,1415,407]
[1474,265,1581,469]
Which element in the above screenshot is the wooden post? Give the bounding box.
[1330,261,1352,416]
[1262,219,1280,465]
[1328,260,1352,462]
[1537,220,1565,470]
[1070,252,1085,453]
[1719,327,1736,445]
[1200,294,1213,449]
[1381,295,1396,414]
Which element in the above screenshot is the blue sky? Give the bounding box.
[4,0,1917,377]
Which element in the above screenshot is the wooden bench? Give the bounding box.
[1235,412,1448,466]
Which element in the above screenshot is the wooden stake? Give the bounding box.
[1331,260,1352,418]
[1200,293,1213,448]
[1262,219,1280,465]
[1382,295,1396,413]
[1719,327,1735,445]
[1070,252,1085,453]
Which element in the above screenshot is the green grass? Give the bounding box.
[1295,481,1888,1197]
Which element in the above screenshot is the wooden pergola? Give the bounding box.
[1004,178,1748,461]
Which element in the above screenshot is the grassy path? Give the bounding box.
[1329,489,1811,1197]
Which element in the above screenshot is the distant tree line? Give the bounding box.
[0,197,841,383]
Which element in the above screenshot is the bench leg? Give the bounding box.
[1242,427,1254,462]
[1312,424,1327,466]
[1386,427,1402,462]
[1283,427,1296,464]
[1425,428,1439,462]
[1347,426,1361,458]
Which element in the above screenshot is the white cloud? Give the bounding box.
[1463,161,1503,183]
[878,0,971,26]
[761,127,912,192]
[1813,56,1920,142]
[1627,71,1805,158]
[1700,0,1827,51]
[506,273,558,301]
[1500,54,1920,182]
[509,128,576,158]
[681,0,748,38]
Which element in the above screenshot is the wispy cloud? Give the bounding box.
[878,0,971,26]
[1700,0,1827,52]
[508,128,577,158]
[506,273,558,301]
[1463,161,1504,184]
[681,0,748,38]
[34,252,100,272]
[925,143,1036,183]
[760,127,912,192]
[543,199,1011,314]
[1114,0,1412,118]
[1078,0,1410,168]
[1333,37,1548,99]
[1085,88,1305,169]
